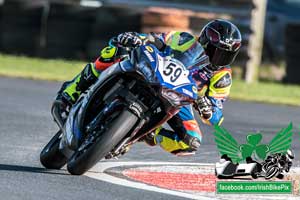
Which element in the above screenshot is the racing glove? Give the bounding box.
[117,32,143,48]
[147,32,166,51]
[196,96,213,120]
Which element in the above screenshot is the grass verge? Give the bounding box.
[0,54,85,81]
[231,79,300,106]
[0,54,299,106]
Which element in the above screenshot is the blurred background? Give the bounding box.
[0,0,300,84]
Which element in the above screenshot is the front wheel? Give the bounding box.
[67,109,138,175]
[40,130,68,169]
[265,166,280,179]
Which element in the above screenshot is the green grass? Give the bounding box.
[0,53,299,106]
[0,54,85,81]
[231,79,300,106]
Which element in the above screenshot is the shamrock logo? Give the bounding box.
[239,134,269,160]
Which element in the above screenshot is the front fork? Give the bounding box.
[86,98,127,132]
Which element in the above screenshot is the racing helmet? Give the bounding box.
[286,149,294,160]
[198,19,242,70]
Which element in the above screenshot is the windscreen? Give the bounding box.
[165,41,210,70]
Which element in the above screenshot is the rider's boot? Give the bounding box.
[62,63,99,104]
[139,127,162,146]
[142,132,157,146]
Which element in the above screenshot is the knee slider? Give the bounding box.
[183,134,201,150]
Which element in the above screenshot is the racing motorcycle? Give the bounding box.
[261,150,294,179]
[40,41,209,175]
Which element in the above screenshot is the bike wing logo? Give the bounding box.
[213,123,293,164]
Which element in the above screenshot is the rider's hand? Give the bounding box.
[117,32,142,48]
[147,32,165,50]
[196,96,213,120]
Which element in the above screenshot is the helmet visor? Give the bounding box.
[211,47,239,67]
[206,27,220,43]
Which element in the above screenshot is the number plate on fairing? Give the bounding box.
[157,55,190,86]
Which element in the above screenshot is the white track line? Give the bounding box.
[90,161,214,172]
[86,161,215,200]
[85,161,300,200]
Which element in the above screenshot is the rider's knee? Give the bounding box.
[183,134,201,151]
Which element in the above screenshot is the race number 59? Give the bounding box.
[163,63,183,82]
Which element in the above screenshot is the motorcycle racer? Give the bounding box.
[54,19,242,156]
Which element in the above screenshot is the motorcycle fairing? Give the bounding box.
[138,45,198,100]
[62,100,83,150]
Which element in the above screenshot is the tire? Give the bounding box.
[265,166,279,179]
[251,172,258,179]
[251,174,258,179]
[276,173,284,179]
[40,130,68,169]
[67,109,138,175]
[251,165,258,179]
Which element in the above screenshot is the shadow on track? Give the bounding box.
[0,164,68,175]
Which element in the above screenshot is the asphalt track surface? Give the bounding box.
[0,76,299,200]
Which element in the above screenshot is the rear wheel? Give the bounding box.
[251,165,258,179]
[67,109,138,175]
[40,130,68,169]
